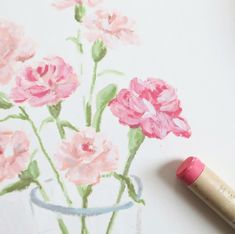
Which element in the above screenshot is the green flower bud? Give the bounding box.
[92,40,107,63]
[74,4,86,23]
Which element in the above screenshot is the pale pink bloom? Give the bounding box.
[0,130,30,182]
[109,78,191,139]
[11,56,79,107]
[56,128,119,185]
[52,0,102,9]
[0,20,35,85]
[84,10,138,47]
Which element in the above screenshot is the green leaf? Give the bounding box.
[0,114,27,122]
[0,179,31,196]
[48,102,61,119]
[0,161,40,196]
[28,161,40,179]
[60,120,79,132]
[19,160,40,181]
[67,31,83,54]
[97,70,125,78]
[114,173,145,205]
[92,40,107,63]
[128,128,145,157]
[0,92,13,109]
[39,117,54,131]
[92,84,117,131]
[74,4,86,23]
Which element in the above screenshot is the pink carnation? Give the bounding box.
[84,10,138,47]
[56,128,119,185]
[11,56,79,107]
[52,0,102,9]
[109,78,191,139]
[0,130,30,182]
[0,20,35,85]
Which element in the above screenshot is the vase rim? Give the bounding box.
[30,175,143,217]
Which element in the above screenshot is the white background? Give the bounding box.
[0,0,235,233]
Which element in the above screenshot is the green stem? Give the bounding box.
[105,152,139,234]
[36,181,69,234]
[86,62,98,126]
[58,218,70,234]
[77,186,92,234]
[56,118,65,139]
[81,195,89,234]
[34,180,49,202]
[88,62,98,104]
[19,107,72,206]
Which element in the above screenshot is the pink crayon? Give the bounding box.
[176,157,235,229]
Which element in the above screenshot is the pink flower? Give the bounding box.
[52,0,102,9]
[55,128,119,185]
[0,130,30,182]
[0,20,35,85]
[84,10,138,47]
[11,56,79,107]
[109,78,191,139]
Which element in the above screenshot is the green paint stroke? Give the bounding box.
[92,40,107,63]
[0,92,13,109]
[77,185,93,234]
[60,120,79,132]
[37,181,70,234]
[92,84,117,132]
[67,31,84,54]
[74,4,86,23]
[97,69,125,78]
[85,102,92,127]
[47,102,66,139]
[86,40,107,127]
[86,62,98,127]
[0,160,40,196]
[18,107,73,206]
[48,102,78,138]
[39,117,54,131]
[113,173,145,205]
[105,128,145,234]
[58,218,70,234]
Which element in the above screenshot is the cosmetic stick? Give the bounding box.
[176,157,235,229]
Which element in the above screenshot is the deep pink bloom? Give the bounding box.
[55,128,119,185]
[109,78,191,139]
[11,56,79,107]
[84,10,138,47]
[0,20,35,85]
[0,130,30,182]
[52,0,102,9]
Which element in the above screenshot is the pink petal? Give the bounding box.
[10,87,28,103]
[29,85,50,98]
[140,113,171,139]
[52,0,81,10]
[0,64,14,85]
[66,164,100,185]
[109,99,141,127]
[171,117,191,138]
[0,130,30,182]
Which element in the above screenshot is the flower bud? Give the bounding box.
[92,40,107,62]
[74,4,86,23]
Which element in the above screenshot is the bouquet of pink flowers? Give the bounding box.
[0,1,191,233]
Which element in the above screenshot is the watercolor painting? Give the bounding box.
[0,0,193,233]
